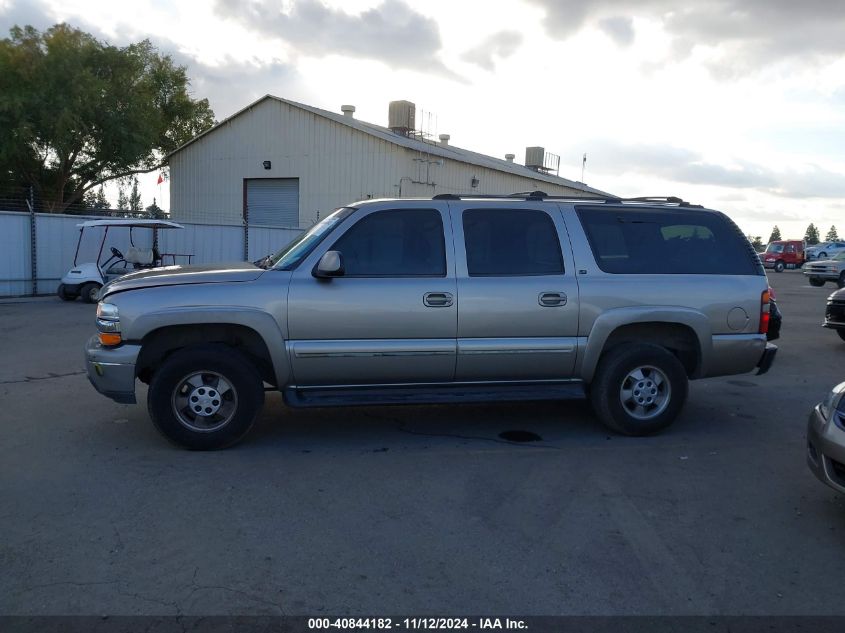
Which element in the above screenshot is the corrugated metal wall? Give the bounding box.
[0,210,302,297]
[170,98,592,229]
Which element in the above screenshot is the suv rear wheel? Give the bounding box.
[590,343,688,436]
[148,346,264,450]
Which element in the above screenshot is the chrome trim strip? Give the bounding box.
[290,339,456,359]
[458,337,576,355]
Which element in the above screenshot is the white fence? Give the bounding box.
[0,210,303,297]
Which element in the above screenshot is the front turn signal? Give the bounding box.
[98,332,122,346]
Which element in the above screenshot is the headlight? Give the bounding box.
[820,381,845,420]
[96,302,121,345]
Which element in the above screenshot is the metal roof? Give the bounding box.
[76,219,184,229]
[169,95,611,197]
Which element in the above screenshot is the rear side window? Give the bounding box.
[330,208,446,277]
[577,208,757,275]
[463,209,564,276]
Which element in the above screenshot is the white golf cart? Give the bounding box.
[57,218,188,303]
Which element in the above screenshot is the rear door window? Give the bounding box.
[462,209,564,276]
[577,207,757,275]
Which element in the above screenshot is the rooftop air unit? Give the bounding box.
[389,100,416,136]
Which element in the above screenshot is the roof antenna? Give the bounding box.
[581,153,587,182]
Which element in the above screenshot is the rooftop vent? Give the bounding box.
[341,105,355,118]
[439,134,450,145]
[388,100,416,135]
[505,153,515,163]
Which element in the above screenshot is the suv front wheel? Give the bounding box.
[590,343,688,436]
[148,346,264,450]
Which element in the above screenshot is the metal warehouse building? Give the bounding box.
[168,95,608,228]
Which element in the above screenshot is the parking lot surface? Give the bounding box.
[1,271,844,616]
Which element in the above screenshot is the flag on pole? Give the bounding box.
[156,173,164,185]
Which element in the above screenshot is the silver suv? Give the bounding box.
[85,193,777,449]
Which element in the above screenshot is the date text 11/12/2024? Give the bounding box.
[307,618,528,630]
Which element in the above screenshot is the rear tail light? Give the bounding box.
[759,289,770,334]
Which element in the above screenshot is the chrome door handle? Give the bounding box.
[424,292,453,307]
[539,292,567,307]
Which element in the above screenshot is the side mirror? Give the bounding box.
[314,250,344,278]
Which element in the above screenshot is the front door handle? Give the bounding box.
[424,292,453,307]
[539,292,567,307]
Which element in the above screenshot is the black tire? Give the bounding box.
[838,330,845,343]
[80,282,101,304]
[56,283,76,301]
[774,260,785,273]
[589,343,688,436]
[809,277,826,287]
[819,252,828,260]
[147,346,264,450]
[838,272,845,289]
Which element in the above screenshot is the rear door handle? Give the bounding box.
[539,292,567,307]
[424,292,454,307]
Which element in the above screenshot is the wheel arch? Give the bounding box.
[132,308,289,387]
[579,308,710,383]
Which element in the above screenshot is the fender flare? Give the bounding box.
[579,307,712,382]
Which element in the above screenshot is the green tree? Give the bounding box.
[128,177,142,214]
[804,223,820,245]
[116,184,128,211]
[0,24,215,213]
[145,197,165,219]
[826,225,839,241]
[746,235,764,252]
[768,226,781,243]
[83,185,109,210]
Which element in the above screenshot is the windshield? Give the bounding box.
[765,243,784,253]
[266,207,354,270]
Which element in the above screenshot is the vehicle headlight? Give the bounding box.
[96,302,122,345]
[820,381,845,421]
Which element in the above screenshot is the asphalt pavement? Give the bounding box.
[1,271,844,616]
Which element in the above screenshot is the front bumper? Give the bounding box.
[84,335,141,404]
[807,405,845,494]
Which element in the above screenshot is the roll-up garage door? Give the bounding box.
[246,178,299,227]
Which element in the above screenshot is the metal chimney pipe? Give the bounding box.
[505,153,515,162]
[439,134,450,145]
[341,105,356,118]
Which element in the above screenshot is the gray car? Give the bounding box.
[85,193,777,449]
[807,381,845,493]
[804,252,845,288]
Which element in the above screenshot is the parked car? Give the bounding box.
[807,380,845,494]
[762,239,805,272]
[84,193,777,449]
[806,241,845,261]
[823,288,845,342]
[803,252,845,288]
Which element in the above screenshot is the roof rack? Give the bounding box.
[431,191,699,206]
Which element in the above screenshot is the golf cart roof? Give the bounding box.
[75,219,184,229]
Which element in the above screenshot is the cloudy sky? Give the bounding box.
[2,0,844,240]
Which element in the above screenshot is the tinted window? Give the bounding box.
[463,209,564,276]
[577,208,757,275]
[331,209,446,277]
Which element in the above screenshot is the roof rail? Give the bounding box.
[432,191,617,202]
[429,192,699,206]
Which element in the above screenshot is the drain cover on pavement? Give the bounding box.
[498,430,543,443]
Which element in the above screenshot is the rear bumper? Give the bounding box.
[84,335,140,404]
[807,405,845,494]
[705,334,774,377]
[756,343,777,375]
